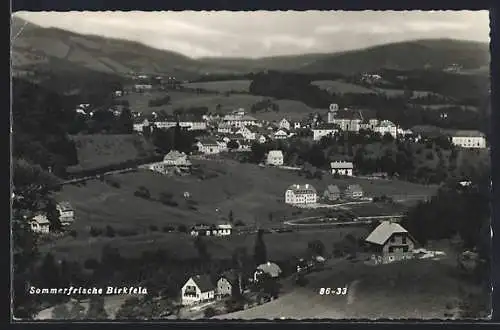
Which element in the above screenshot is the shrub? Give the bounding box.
[162,226,175,233]
[84,258,100,270]
[69,230,78,238]
[149,225,158,232]
[203,307,217,318]
[105,225,116,238]
[89,226,102,237]
[177,224,188,233]
[105,178,121,188]
[235,220,245,227]
[134,186,151,199]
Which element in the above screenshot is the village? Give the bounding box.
[26,80,490,319]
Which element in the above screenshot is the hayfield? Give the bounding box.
[216,256,488,320]
[118,90,320,121]
[68,134,156,172]
[182,80,252,93]
[311,80,375,94]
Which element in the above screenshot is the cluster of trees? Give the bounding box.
[13,78,79,176]
[69,108,134,135]
[250,99,280,114]
[145,123,200,155]
[247,71,488,132]
[172,106,209,117]
[245,130,486,185]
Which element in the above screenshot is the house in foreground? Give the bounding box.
[364,221,416,264]
[285,184,317,205]
[181,275,216,306]
[330,161,354,177]
[253,262,282,282]
[343,184,364,199]
[30,214,50,234]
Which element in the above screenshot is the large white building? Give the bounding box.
[222,113,259,128]
[285,184,317,205]
[266,150,284,166]
[330,161,354,176]
[312,123,340,141]
[450,130,487,149]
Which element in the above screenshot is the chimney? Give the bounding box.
[305,184,309,189]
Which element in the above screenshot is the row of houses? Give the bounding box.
[284,183,364,205]
[181,261,282,306]
[190,224,233,237]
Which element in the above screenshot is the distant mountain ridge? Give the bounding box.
[11,16,490,82]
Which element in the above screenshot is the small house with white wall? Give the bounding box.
[450,130,487,149]
[279,118,291,131]
[312,123,340,141]
[56,202,75,226]
[266,150,284,166]
[181,275,216,306]
[30,214,50,234]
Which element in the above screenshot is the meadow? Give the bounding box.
[216,254,487,320]
[68,134,156,172]
[311,80,376,94]
[118,89,321,121]
[181,80,252,93]
[47,160,438,261]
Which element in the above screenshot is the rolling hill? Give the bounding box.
[12,15,490,82]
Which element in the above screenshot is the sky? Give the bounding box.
[13,10,490,58]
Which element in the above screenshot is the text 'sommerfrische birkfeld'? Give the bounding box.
[29,286,148,296]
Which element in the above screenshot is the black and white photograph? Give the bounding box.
[11,10,492,320]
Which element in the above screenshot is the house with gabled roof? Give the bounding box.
[163,150,192,167]
[30,213,50,234]
[365,221,417,264]
[279,118,291,131]
[254,262,282,282]
[285,184,317,205]
[56,201,75,226]
[323,185,341,201]
[312,123,340,141]
[196,139,223,154]
[343,184,364,199]
[217,270,241,298]
[266,150,284,166]
[181,274,216,306]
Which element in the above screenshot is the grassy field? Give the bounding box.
[182,80,252,93]
[374,88,439,98]
[118,90,320,121]
[68,134,156,172]
[48,160,437,261]
[347,202,408,217]
[216,253,488,320]
[311,80,375,94]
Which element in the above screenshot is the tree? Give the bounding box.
[68,300,86,320]
[12,159,61,318]
[204,307,217,318]
[307,240,325,257]
[116,107,133,133]
[51,303,70,319]
[228,210,234,223]
[86,296,108,320]
[254,229,267,265]
[194,236,210,260]
[227,140,239,150]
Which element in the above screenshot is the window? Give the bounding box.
[390,236,395,243]
[402,236,407,244]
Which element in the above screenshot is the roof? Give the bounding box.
[268,150,284,157]
[219,270,239,285]
[377,120,396,127]
[345,184,363,192]
[190,274,215,292]
[163,150,186,161]
[287,184,317,194]
[365,221,409,245]
[331,161,354,169]
[256,262,282,277]
[313,123,340,130]
[197,139,219,146]
[217,224,232,229]
[325,185,340,194]
[57,201,73,212]
[451,130,486,138]
[32,214,49,225]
